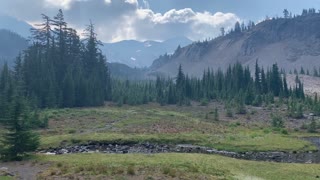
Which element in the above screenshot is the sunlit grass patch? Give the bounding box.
[36,153,320,180]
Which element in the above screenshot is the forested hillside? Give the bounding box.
[0,29,28,66]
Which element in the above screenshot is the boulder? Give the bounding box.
[0,167,14,177]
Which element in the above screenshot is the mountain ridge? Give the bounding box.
[102,36,192,68]
[0,29,28,66]
[148,13,320,77]
[0,15,32,37]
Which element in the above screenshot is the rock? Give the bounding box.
[39,140,320,164]
[0,167,14,177]
[45,152,56,155]
[306,160,313,164]
[56,148,68,155]
[0,167,8,172]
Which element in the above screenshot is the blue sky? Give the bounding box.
[0,0,320,42]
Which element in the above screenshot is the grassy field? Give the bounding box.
[2,102,320,179]
[38,103,317,152]
[36,153,320,179]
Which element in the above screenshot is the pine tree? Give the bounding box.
[0,63,14,120]
[300,67,305,74]
[234,22,241,33]
[254,60,261,93]
[62,69,75,107]
[308,117,317,133]
[271,114,284,128]
[270,64,282,96]
[314,68,319,77]
[1,95,39,161]
[282,74,289,98]
[176,64,185,105]
[236,98,246,114]
[260,68,268,94]
[213,107,219,121]
[283,9,289,18]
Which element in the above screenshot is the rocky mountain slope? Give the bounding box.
[148,13,320,77]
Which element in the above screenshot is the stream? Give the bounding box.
[40,137,320,164]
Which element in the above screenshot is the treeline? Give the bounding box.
[289,66,320,78]
[221,8,320,38]
[111,62,305,106]
[15,10,111,108]
[0,60,41,161]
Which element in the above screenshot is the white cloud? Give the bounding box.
[44,0,73,9]
[0,0,240,42]
[125,8,239,42]
[125,0,138,4]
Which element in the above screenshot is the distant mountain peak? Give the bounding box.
[0,15,32,38]
[101,37,192,68]
[0,29,28,66]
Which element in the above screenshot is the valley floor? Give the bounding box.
[1,102,320,179]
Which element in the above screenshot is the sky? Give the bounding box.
[0,0,320,42]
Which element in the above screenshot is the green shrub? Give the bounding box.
[308,118,317,133]
[226,108,233,118]
[127,166,135,175]
[70,139,81,144]
[200,98,209,106]
[68,129,76,134]
[213,107,219,121]
[281,129,289,135]
[271,114,284,128]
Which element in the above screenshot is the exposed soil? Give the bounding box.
[0,161,50,180]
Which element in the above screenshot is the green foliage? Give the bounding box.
[281,129,289,135]
[235,99,246,115]
[271,114,284,128]
[252,95,263,107]
[213,107,219,121]
[127,165,135,175]
[1,97,40,161]
[200,98,209,106]
[27,111,49,129]
[205,113,209,119]
[110,61,303,107]
[226,107,234,118]
[287,100,304,119]
[17,10,111,108]
[308,118,318,133]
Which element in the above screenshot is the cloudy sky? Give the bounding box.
[1,0,320,42]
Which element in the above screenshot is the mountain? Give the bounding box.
[101,37,192,68]
[148,13,320,77]
[0,15,32,38]
[0,29,28,66]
